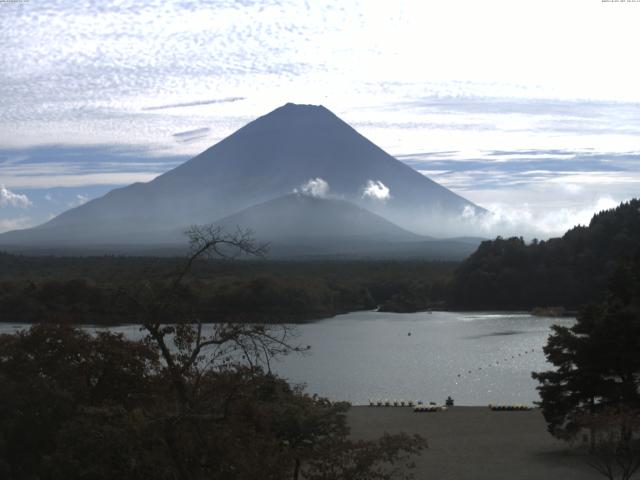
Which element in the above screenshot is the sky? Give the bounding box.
[1,0,639,237]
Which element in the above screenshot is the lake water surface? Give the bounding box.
[0,311,574,406]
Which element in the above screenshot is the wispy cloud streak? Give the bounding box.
[144,97,245,111]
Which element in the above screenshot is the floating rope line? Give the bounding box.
[455,348,537,380]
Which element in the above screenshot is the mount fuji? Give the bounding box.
[0,103,485,257]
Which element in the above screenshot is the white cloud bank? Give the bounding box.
[462,196,621,239]
[297,178,330,198]
[362,180,390,201]
[0,185,32,208]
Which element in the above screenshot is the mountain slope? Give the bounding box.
[212,193,481,259]
[214,193,422,242]
[0,103,483,248]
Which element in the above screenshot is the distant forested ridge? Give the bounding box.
[0,256,453,323]
[449,199,640,310]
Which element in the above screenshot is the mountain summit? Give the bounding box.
[0,103,483,250]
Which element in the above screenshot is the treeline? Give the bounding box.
[0,257,454,323]
[448,199,640,310]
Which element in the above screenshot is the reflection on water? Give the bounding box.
[466,330,526,338]
[0,311,573,406]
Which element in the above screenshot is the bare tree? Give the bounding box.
[580,408,640,480]
[120,225,304,408]
[112,225,425,480]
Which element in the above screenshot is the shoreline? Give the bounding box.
[0,308,575,327]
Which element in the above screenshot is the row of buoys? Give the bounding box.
[414,405,447,413]
[489,404,532,411]
[456,348,538,379]
[369,399,416,407]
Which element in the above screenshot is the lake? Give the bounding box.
[0,311,574,406]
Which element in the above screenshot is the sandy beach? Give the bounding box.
[348,406,600,480]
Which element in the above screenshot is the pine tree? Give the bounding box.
[532,251,640,441]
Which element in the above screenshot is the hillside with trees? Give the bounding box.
[448,199,640,310]
[0,226,426,480]
[532,247,640,479]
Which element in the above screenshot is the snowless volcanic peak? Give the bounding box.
[154,101,482,228]
[0,103,484,249]
[214,193,422,242]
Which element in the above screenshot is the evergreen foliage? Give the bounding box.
[450,199,640,309]
[532,250,640,439]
